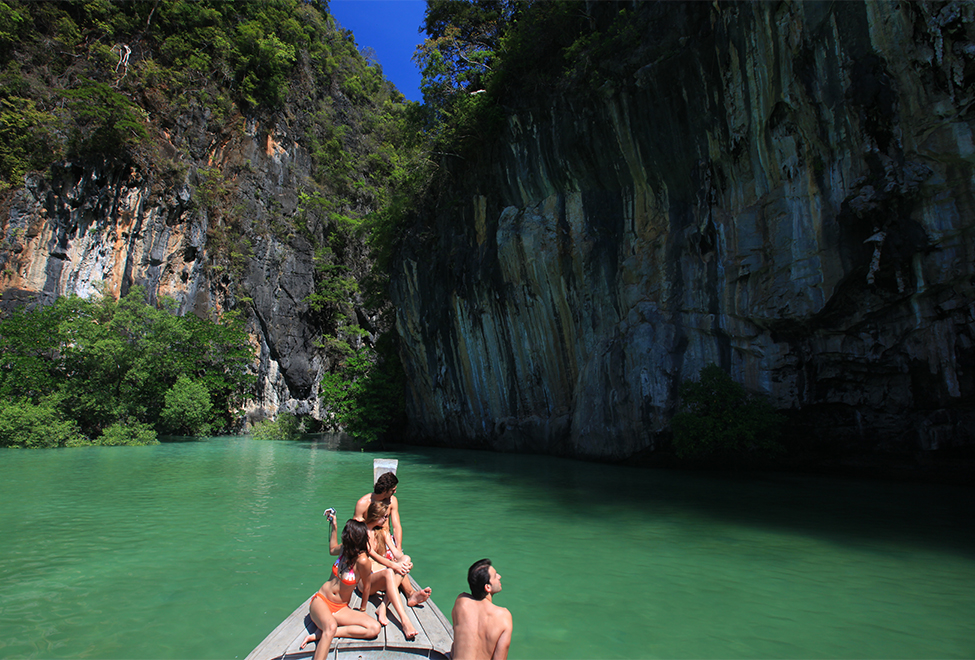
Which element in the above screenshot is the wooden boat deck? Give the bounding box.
[245,577,453,660]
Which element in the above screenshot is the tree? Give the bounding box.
[671,364,785,462]
[0,398,87,448]
[160,375,213,436]
[98,420,157,446]
[0,96,62,191]
[63,78,149,156]
[414,0,522,102]
[250,411,304,440]
[0,287,255,445]
[319,344,404,443]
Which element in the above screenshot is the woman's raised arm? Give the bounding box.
[327,513,341,556]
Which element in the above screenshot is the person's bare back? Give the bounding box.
[450,561,511,660]
[450,594,512,660]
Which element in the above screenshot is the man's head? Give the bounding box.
[374,471,399,496]
[468,558,502,600]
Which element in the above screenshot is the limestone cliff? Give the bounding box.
[391,1,975,459]
[1,114,329,424]
[0,0,404,429]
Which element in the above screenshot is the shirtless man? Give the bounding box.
[354,472,402,546]
[450,559,512,660]
[353,471,431,606]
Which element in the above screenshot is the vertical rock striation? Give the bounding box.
[391,1,975,459]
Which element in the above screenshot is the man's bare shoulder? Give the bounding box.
[453,592,476,608]
[452,593,509,619]
[353,493,371,519]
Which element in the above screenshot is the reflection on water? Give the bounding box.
[0,438,973,659]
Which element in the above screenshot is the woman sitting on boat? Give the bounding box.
[362,501,419,640]
[301,513,381,660]
[364,499,432,609]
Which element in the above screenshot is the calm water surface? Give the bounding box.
[1,437,973,659]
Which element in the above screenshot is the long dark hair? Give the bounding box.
[338,519,369,574]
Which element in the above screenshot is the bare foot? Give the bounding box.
[376,602,389,627]
[404,623,418,641]
[407,587,432,607]
[300,631,320,650]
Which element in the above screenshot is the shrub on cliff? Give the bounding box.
[0,96,61,192]
[319,343,404,444]
[671,364,785,463]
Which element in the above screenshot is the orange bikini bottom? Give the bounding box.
[313,591,348,614]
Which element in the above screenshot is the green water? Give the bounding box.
[1,438,973,659]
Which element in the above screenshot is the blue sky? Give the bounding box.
[328,0,428,103]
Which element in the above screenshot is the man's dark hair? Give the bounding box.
[374,471,399,494]
[468,558,492,600]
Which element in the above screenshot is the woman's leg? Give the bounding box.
[381,566,418,639]
[333,605,382,640]
[363,570,392,626]
[306,597,339,660]
[391,554,431,607]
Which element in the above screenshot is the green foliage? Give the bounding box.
[671,364,785,462]
[97,420,158,446]
[196,166,234,210]
[0,397,87,448]
[308,246,358,339]
[319,343,404,444]
[0,95,61,190]
[1,0,416,449]
[0,2,30,59]
[63,78,149,156]
[0,287,255,447]
[250,411,304,440]
[407,1,641,164]
[160,375,213,436]
[410,0,518,154]
[235,19,296,109]
[414,0,521,101]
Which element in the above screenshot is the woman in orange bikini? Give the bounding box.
[361,501,419,639]
[301,512,381,660]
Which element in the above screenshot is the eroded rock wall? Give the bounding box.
[0,115,326,426]
[392,1,975,459]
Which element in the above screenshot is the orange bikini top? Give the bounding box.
[332,558,356,586]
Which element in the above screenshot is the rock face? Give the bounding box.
[391,1,975,459]
[0,115,326,426]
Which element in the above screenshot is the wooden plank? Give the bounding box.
[248,580,452,660]
[246,596,315,660]
[406,577,453,654]
[280,611,318,659]
[248,587,452,660]
[416,602,452,654]
[383,592,431,649]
